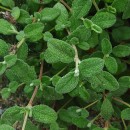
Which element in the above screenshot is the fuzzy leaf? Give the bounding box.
[91,12,116,29]
[101,98,114,120]
[91,24,103,33]
[122,0,130,19]
[1,106,23,124]
[104,56,118,74]
[0,0,15,8]
[79,58,104,78]
[17,9,30,24]
[44,38,75,63]
[0,39,9,56]
[72,0,92,19]
[118,76,130,88]
[55,72,79,94]
[4,54,17,67]
[101,38,112,55]
[112,45,130,57]
[24,23,44,42]
[1,88,11,99]
[121,108,130,120]
[112,0,127,13]
[101,71,119,91]
[0,62,7,75]
[11,7,20,20]
[112,26,130,42]
[6,59,37,84]
[0,124,15,130]
[32,105,57,124]
[41,8,60,22]
[54,2,69,30]
[0,19,17,35]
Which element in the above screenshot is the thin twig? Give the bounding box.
[21,61,44,130]
[60,0,72,12]
[28,61,44,106]
[92,0,99,11]
[22,112,29,130]
[57,98,73,113]
[122,118,127,130]
[0,5,11,12]
[83,100,99,109]
[113,97,130,108]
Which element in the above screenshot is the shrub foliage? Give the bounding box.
[0,0,130,130]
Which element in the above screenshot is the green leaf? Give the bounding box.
[67,25,91,43]
[101,38,112,55]
[1,88,11,99]
[91,12,116,29]
[78,42,90,50]
[112,45,130,57]
[1,106,23,125]
[50,122,59,130]
[43,31,53,42]
[121,108,130,120]
[55,71,79,94]
[104,56,118,74]
[0,62,7,75]
[9,81,19,93]
[0,124,15,130]
[112,26,130,42]
[17,43,28,60]
[118,76,130,88]
[122,0,130,19]
[0,39,9,56]
[72,0,92,19]
[54,2,69,30]
[32,105,57,124]
[6,59,37,84]
[24,23,44,42]
[44,38,75,63]
[41,8,60,22]
[101,98,114,120]
[17,9,30,24]
[79,58,104,78]
[0,0,15,8]
[83,18,93,29]
[79,86,90,101]
[43,86,63,100]
[4,54,17,67]
[0,19,17,35]
[112,0,127,13]
[101,71,119,91]
[91,24,103,33]
[11,7,20,20]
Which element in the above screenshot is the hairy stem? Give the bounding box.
[72,45,80,76]
[17,38,26,49]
